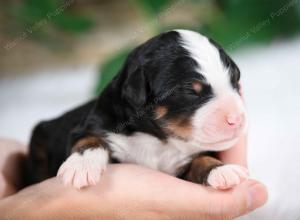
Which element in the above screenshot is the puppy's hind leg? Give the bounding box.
[57,136,109,189]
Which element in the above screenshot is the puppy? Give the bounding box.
[26,29,248,189]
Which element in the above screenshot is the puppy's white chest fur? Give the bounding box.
[107,132,202,176]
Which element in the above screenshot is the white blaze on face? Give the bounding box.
[176,29,231,94]
[176,29,247,151]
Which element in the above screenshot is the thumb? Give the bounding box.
[206,180,268,219]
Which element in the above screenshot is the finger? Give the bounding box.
[217,133,248,167]
[205,179,268,219]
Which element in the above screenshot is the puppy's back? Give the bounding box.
[25,100,96,185]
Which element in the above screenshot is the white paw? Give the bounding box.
[57,148,108,189]
[207,164,249,189]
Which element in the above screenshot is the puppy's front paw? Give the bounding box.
[207,164,249,190]
[57,148,108,189]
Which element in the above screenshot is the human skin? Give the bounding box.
[0,136,267,220]
[0,139,27,198]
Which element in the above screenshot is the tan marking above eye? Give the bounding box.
[192,81,203,94]
[155,106,168,119]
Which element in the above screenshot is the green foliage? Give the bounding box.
[95,48,132,95]
[51,13,94,33]
[96,0,300,94]
[201,0,300,50]
[9,0,94,36]
[134,0,172,17]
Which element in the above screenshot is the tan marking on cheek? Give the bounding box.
[166,117,193,139]
[192,81,202,94]
[155,106,168,119]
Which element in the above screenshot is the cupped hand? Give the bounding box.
[0,135,267,220]
[0,163,267,220]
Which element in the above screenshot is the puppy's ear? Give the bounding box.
[121,60,147,110]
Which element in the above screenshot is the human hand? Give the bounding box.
[0,136,267,220]
[0,139,27,198]
[0,163,267,220]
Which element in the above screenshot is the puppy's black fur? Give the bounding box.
[25,31,241,186]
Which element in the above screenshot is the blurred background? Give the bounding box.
[0,0,300,219]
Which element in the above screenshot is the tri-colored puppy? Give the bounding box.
[26,29,248,189]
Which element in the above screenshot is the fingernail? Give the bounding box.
[247,181,268,211]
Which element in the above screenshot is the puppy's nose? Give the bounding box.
[226,114,243,127]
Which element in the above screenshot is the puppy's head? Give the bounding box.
[120,29,247,151]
